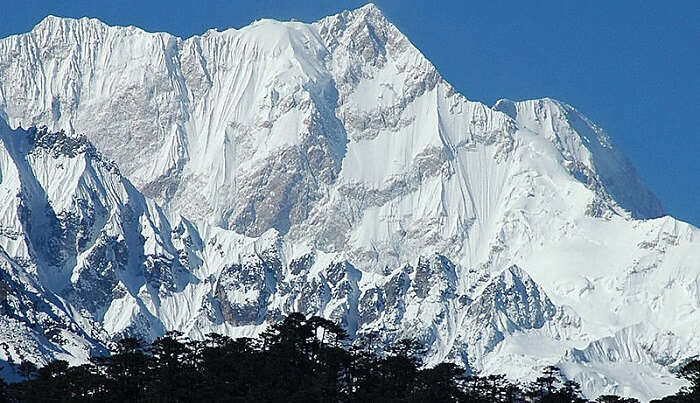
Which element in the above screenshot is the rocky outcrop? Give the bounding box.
[0,6,696,401]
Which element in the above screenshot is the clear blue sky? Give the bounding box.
[2,1,699,225]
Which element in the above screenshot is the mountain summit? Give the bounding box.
[0,5,696,401]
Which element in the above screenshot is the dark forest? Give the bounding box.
[2,313,698,402]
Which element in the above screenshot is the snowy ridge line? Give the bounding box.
[0,4,697,401]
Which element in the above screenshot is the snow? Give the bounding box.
[0,5,697,401]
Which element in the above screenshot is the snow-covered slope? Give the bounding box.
[0,4,697,401]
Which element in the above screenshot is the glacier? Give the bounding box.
[0,4,697,401]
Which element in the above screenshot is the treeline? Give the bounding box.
[1,313,698,402]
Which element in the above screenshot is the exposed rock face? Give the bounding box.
[460,266,557,368]
[0,5,696,401]
[215,248,282,326]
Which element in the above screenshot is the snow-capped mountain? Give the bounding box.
[0,4,697,400]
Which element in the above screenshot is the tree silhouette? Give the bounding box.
[596,395,641,403]
[1,313,697,403]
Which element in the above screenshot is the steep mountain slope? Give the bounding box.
[0,4,697,401]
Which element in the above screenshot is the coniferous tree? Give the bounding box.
[16,362,37,380]
[91,337,150,402]
[416,362,466,402]
[1,314,696,403]
[147,330,198,402]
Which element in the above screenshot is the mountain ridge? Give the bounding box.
[0,5,696,401]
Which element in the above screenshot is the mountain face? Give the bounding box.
[0,4,697,400]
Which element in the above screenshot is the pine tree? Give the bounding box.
[92,337,150,402]
[147,331,199,402]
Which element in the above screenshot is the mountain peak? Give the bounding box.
[34,14,62,27]
[494,96,664,219]
[32,14,107,33]
[316,2,398,42]
[358,2,381,11]
[353,3,386,19]
[0,7,697,401]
